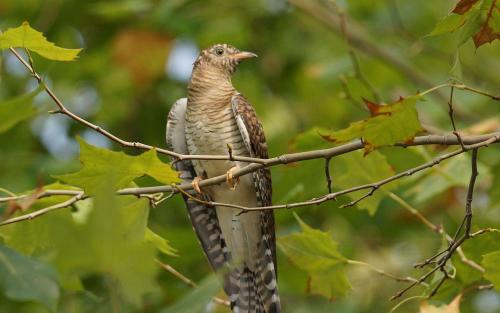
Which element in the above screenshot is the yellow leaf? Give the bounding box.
[0,21,81,61]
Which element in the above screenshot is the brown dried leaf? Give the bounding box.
[362,97,390,116]
[473,24,500,47]
[472,0,500,47]
[453,0,480,14]
[3,185,43,218]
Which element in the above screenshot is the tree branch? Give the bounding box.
[0,192,85,226]
[117,133,499,197]
[389,193,484,272]
[155,260,230,307]
[391,147,482,300]
[9,47,498,170]
[3,135,497,227]
[346,259,425,285]
[8,47,269,164]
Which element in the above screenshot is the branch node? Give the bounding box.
[227,143,234,161]
[324,157,333,194]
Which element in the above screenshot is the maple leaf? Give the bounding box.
[321,96,423,154]
[472,0,500,47]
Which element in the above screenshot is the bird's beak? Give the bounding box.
[232,51,258,61]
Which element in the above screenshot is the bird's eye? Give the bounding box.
[214,47,224,56]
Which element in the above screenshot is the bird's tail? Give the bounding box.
[226,248,281,313]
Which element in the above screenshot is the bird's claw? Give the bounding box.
[192,177,203,194]
[226,166,240,190]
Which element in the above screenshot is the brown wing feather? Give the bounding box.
[232,94,280,313]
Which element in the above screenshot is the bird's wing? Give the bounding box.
[166,98,229,272]
[231,93,280,313]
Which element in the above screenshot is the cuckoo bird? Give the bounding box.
[166,44,280,313]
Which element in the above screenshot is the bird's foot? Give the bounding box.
[192,176,203,194]
[226,166,240,190]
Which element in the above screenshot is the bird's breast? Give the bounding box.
[184,99,262,272]
[185,103,248,177]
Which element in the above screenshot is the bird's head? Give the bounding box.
[193,43,257,76]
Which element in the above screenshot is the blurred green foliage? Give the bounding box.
[0,0,499,312]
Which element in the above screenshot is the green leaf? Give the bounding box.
[335,150,397,214]
[472,0,500,47]
[0,244,59,311]
[0,295,50,313]
[0,21,81,61]
[320,120,364,146]
[457,8,482,45]
[482,250,500,291]
[321,96,423,154]
[0,182,82,256]
[0,85,43,134]
[379,146,426,173]
[0,181,159,304]
[53,179,158,304]
[278,213,351,300]
[405,153,491,204]
[145,228,178,256]
[55,137,180,195]
[428,1,482,38]
[428,13,469,36]
[82,187,158,304]
[161,274,222,313]
[292,127,332,151]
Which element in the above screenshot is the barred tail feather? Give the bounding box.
[227,229,281,313]
[228,265,280,313]
[177,165,229,272]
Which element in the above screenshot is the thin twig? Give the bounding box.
[227,143,234,161]
[346,259,425,285]
[419,82,499,100]
[0,135,497,229]
[391,148,481,300]
[116,133,500,197]
[0,191,157,226]
[447,85,465,149]
[471,228,500,237]
[388,193,437,231]
[476,284,494,291]
[0,192,85,226]
[324,157,333,194]
[0,189,81,203]
[0,188,17,197]
[0,135,497,205]
[133,135,499,212]
[7,47,266,164]
[2,135,497,227]
[155,260,230,307]
[9,48,498,167]
[389,193,484,272]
